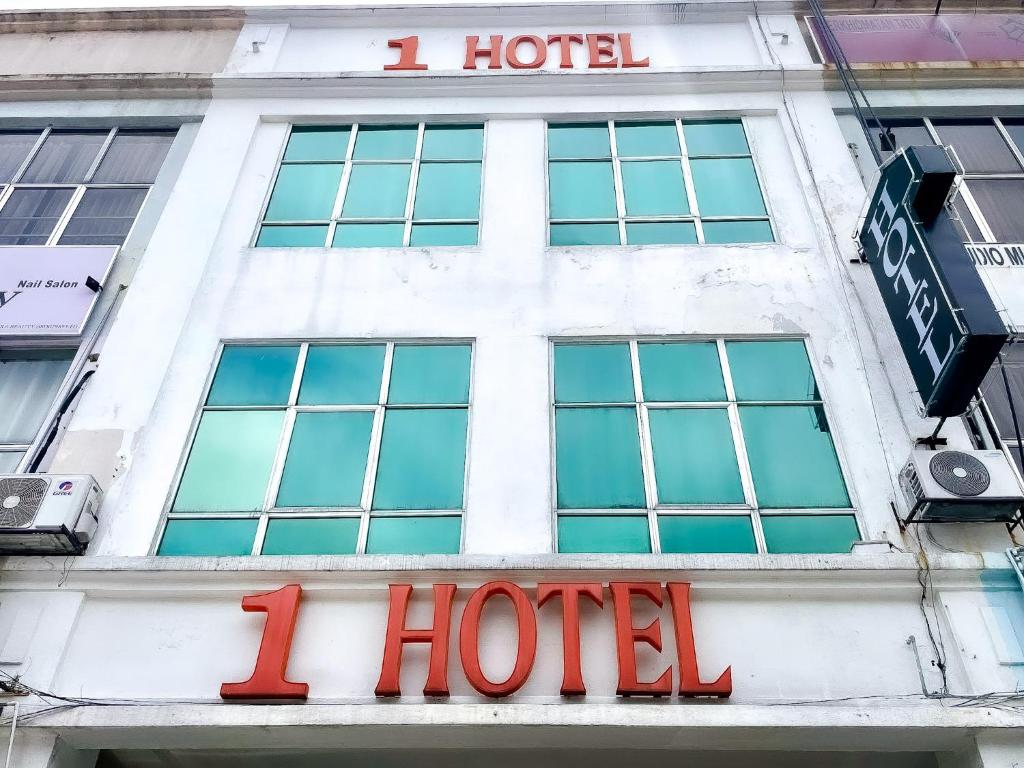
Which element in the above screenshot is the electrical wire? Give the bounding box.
[27,370,95,473]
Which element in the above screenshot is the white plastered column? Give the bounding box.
[6,730,96,768]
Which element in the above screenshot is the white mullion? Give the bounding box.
[328,123,359,247]
[260,344,307,515]
[46,184,88,245]
[12,128,50,183]
[629,340,660,552]
[677,119,704,243]
[288,343,309,404]
[84,128,118,183]
[403,124,426,247]
[358,342,394,553]
[251,514,271,556]
[608,121,627,245]
[957,182,997,243]
[0,185,14,217]
[995,117,1024,170]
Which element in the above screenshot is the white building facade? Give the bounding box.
[0,2,1022,767]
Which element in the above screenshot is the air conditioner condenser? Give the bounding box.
[899,449,1024,525]
[0,475,101,555]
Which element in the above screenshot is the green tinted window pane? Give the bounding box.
[265,163,343,221]
[683,121,750,157]
[554,343,633,403]
[413,162,481,220]
[615,121,680,157]
[372,408,468,510]
[621,161,688,216]
[658,515,757,554]
[639,342,725,401]
[276,412,373,507]
[353,126,418,159]
[690,158,767,217]
[299,345,385,405]
[762,514,859,554]
[555,407,645,508]
[558,515,650,553]
[548,123,611,159]
[740,406,850,508]
[727,340,818,401]
[257,225,328,247]
[388,344,471,404]
[410,224,478,246]
[284,126,351,161]
[625,222,697,245]
[702,220,773,244]
[262,517,359,555]
[549,161,617,219]
[333,223,405,247]
[342,164,411,218]
[649,408,743,504]
[208,345,299,406]
[158,519,257,556]
[550,223,620,245]
[366,516,461,554]
[422,125,483,160]
[173,411,284,512]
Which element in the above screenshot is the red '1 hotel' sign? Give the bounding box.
[220,582,730,701]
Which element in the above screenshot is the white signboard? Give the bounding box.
[966,243,1024,268]
[0,246,118,336]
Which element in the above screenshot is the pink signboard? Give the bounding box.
[0,246,118,336]
[809,14,1024,64]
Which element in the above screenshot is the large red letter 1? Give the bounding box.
[667,583,732,697]
[375,584,457,697]
[384,36,428,71]
[608,582,672,696]
[537,583,603,695]
[220,584,308,700]
[460,581,537,697]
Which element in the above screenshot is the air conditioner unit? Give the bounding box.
[0,475,101,555]
[899,449,1024,524]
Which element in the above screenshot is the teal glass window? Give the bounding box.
[546,119,771,245]
[727,340,819,401]
[648,408,743,504]
[638,342,725,401]
[658,515,757,554]
[258,123,484,248]
[761,515,859,554]
[162,341,472,556]
[555,407,646,509]
[558,514,651,553]
[553,343,634,403]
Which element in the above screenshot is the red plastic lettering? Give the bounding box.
[586,33,618,68]
[506,35,546,69]
[608,582,672,696]
[384,36,428,71]
[547,34,583,68]
[618,33,649,68]
[459,581,537,697]
[537,583,603,695]
[465,35,503,69]
[220,584,308,700]
[375,584,457,697]
[667,583,732,697]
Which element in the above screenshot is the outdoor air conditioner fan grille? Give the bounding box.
[0,477,49,528]
[929,451,991,497]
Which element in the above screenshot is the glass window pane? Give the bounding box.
[740,405,850,508]
[0,188,74,245]
[625,222,697,245]
[276,412,373,507]
[0,132,41,182]
[353,126,418,160]
[548,123,611,159]
[333,223,404,247]
[932,120,1021,174]
[727,340,818,401]
[299,344,385,405]
[207,345,299,406]
[410,224,478,246]
[965,180,1024,242]
[555,406,645,508]
[388,344,471,404]
[173,410,285,512]
[557,514,650,553]
[615,121,680,157]
[621,160,688,216]
[658,515,757,554]
[691,158,767,217]
[262,517,359,555]
[1000,119,1024,159]
[0,350,74,443]
[366,515,461,554]
[21,131,107,183]
[550,223,620,245]
[372,408,468,510]
[684,121,750,157]
[638,342,726,401]
[951,190,983,242]
[871,120,933,158]
[422,125,483,160]
[265,163,343,221]
[649,408,744,504]
[0,452,25,472]
[92,130,175,183]
[158,519,257,556]
[413,162,481,220]
[762,514,859,554]
[980,346,1024,440]
[548,161,617,220]
[58,188,147,246]
[257,225,328,247]
[342,164,412,218]
[702,220,773,244]
[284,126,350,162]
[554,343,634,403]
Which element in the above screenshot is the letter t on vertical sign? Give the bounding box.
[537,583,603,695]
[666,583,731,697]
[220,584,309,700]
[608,582,673,696]
[375,584,457,697]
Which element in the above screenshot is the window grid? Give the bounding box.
[159,340,471,556]
[547,119,771,245]
[552,337,857,554]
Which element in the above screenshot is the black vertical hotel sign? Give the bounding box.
[858,146,1007,417]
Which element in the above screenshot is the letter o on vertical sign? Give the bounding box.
[459,581,537,697]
